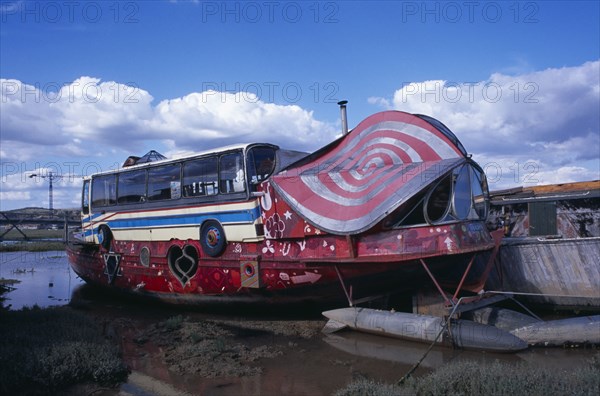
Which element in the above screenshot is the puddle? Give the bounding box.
[0,251,84,310]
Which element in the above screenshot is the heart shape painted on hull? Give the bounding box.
[167,245,199,287]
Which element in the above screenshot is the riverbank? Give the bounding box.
[0,305,128,395]
[0,228,66,252]
[336,359,600,395]
[1,282,599,395]
[0,241,66,252]
[2,302,600,395]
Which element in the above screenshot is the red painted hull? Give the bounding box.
[66,220,495,305]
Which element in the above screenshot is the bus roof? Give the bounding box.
[87,142,279,178]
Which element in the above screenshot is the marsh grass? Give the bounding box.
[0,283,14,310]
[163,314,184,331]
[0,241,65,252]
[335,359,600,396]
[1,229,63,240]
[0,306,128,395]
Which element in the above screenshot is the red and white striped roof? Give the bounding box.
[270,111,467,234]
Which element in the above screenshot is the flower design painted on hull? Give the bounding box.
[265,213,285,239]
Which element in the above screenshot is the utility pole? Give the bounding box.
[29,172,63,213]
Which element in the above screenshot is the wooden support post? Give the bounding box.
[63,213,69,243]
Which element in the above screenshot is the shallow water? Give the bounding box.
[1,251,597,395]
[73,286,598,396]
[0,251,84,310]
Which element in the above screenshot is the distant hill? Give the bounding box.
[4,207,79,217]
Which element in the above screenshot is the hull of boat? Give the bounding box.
[67,220,495,306]
[486,237,600,309]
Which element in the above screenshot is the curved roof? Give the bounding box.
[269,110,468,235]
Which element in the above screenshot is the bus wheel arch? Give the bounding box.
[200,220,226,257]
[98,225,113,251]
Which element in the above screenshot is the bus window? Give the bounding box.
[82,180,90,214]
[183,157,218,197]
[247,146,276,184]
[148,163,181,201]
[118,169,147,204]
[91,174,116,207]
[220,152,246,194]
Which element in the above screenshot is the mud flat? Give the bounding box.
[2,281,599,395]
[65,288,599,396]
[78,303,418,395]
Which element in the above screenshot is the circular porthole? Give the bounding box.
[140,246,150,267]
[244,264,255,277]
[424,175,452,224]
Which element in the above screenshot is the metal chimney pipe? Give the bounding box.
[338,100,348,135]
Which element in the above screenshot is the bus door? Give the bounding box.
[81,179,92,242]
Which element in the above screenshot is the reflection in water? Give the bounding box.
[0,251,84,310]
[325,330,519,369]
[324,329,599,371]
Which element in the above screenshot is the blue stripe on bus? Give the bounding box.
[84,206,261,234]
[83,213,104,223]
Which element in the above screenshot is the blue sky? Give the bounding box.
[1,0,599,210]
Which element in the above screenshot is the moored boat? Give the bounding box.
[67,108,496,305]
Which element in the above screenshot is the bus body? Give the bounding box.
[67,110,498,305]
[80,143,306,247]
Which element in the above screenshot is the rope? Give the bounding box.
[396,316,449,385]
[397,296,468,385]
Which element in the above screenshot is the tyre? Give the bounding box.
[98,225,113,251]
[200,220,226,257]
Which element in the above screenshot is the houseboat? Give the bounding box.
[67,108,497,306]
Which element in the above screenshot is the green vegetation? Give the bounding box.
[1,240,66,252]
[0,282,16,309]
[0,241,66,252]
[335,359,600,396]
[1,228,64,240]
[163,314,184,331]
[0,306,128,395]
[0,207,78,251]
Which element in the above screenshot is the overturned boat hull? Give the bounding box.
[486,180,600,310]
[487,237,600,309]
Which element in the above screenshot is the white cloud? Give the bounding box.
[0,164,86,211]
[0,191,30,202]
[54,76,155,143]
[535,166,600,186]
[371,60,600,190]
[1,62,598,209]
[150,90,335,150]
[0,77,337,209]
[1,78,335,154]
